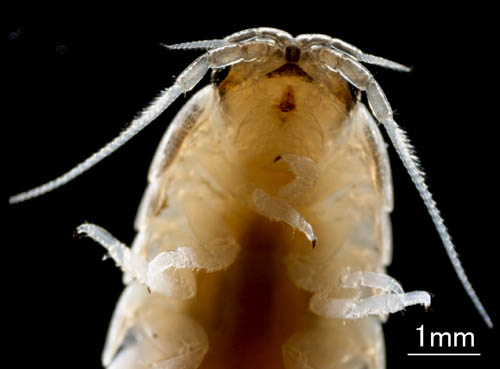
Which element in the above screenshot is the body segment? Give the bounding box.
[10,28,491,369]
[102,47,409,368]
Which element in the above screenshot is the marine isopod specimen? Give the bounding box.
[9,28,492,369]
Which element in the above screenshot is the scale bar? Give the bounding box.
[407,353,481,356]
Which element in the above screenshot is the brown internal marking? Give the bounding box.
[151,186,168,216]
[285,45,301,63]
[279,86,296,113]
[157,104,203,176]
[266,63,313,82]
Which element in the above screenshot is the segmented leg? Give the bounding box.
[310,290,430,319]
[340,270,403,293]
[76,223,239,298]
[252,188,317,246]
[274,153,319,204]
[310,270,430,319]
[250,153,319,246]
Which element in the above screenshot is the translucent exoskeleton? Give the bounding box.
[10,28,492,369]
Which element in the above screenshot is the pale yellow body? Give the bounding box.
[105,50,392,369]
[10,28,488,369]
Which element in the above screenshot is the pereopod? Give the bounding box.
[10,28,492,369]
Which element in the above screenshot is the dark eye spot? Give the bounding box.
[211,67,231,86]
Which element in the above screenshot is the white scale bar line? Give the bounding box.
[407,353,481,356]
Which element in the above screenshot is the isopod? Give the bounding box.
[9,27,492,369]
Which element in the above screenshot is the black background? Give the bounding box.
[4,5,498,369]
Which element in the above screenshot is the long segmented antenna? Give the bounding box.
[9,54,210,204]
[9,84,180,203]
[383,120,493,328]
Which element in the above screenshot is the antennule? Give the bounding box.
[330,38,412,72]
[163,40,227,50]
